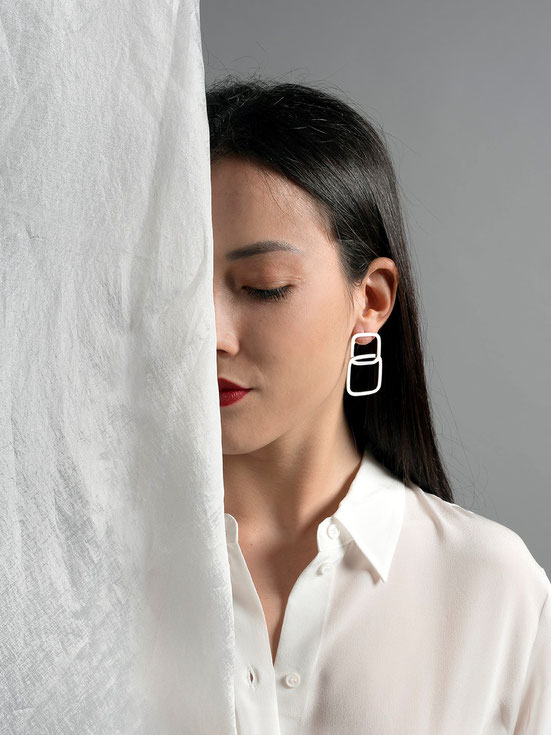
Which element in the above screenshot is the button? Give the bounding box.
[318,562,334,575]
[284,672,301,688]
[326,523,340,539]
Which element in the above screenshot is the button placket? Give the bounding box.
[274,540,345,732]
[228,542,281,735]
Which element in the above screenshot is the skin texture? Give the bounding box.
[212,155,399,661]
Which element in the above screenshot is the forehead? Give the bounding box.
[210,156,332,245]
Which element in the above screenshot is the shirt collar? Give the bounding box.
[224,447,406,583]
[329,447,406,582]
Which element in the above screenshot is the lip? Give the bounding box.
[218,377,249,391]
[217,378,251,407]
[219,388,250,407]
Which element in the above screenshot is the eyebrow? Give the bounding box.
[225,240,303,261]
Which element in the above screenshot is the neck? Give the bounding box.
[223,404,362,541]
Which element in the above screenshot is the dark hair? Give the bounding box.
[206,74,454,503]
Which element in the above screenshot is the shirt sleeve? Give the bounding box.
[513,577,551,734]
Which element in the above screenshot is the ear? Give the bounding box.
[350,257,399,345]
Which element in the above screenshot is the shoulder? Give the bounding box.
[404,485,550,615]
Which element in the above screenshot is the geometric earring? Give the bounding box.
[345,332,383,396]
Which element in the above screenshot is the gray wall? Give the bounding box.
[201,0,551,571]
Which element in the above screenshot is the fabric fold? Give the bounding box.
[0,2,236,732]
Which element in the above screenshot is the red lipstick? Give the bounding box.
[218,378,251,407]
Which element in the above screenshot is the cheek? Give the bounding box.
[270,301,347,400]
[290,292,348,358]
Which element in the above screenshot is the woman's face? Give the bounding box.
[212,155,394,455]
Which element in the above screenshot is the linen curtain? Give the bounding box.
[0,1,236,732]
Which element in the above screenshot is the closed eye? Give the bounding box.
[243,285,291,301]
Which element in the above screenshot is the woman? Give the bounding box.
[207,76,550,734]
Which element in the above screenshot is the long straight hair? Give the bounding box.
[206,75,454,503]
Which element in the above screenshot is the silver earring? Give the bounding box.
[346,332,382,396]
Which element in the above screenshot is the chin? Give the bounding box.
[220,428,271,456]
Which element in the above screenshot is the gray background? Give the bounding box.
[200,0,550,572]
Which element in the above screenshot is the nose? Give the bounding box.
[213,281,239,356]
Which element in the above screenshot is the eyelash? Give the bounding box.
[243,285,291,301]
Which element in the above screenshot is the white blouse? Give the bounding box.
[224,448,551,734]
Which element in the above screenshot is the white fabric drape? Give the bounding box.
[0,2,236,732]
